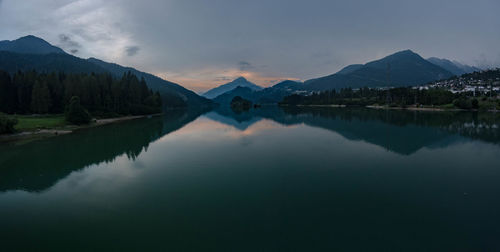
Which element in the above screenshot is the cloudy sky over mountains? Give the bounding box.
[0,0,499,92]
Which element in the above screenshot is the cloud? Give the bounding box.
[58,33,81,54]
[1,0,499,92]
[59,34,78,46]
[238,61,254,71]
[71,27,113,43]
[213,76,232,82]
[125,46,140,56]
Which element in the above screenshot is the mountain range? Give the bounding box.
[0,35,212,107]
[212,80,303,105]
[208,50,481,105]
[304,50,454,91]
[202,77,263,99]
[426,57,480,76]
[0,36,482,108]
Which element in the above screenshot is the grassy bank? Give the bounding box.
[1,113,162,144]
[14,115,67,131]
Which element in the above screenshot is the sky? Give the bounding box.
[0,0,499,93]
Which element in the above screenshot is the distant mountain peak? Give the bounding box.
[0,35,66,55]
[234,76,248,81]
[202,76,263,99]
[305,49,454,90]
[386,49,420,59]
[398,49,415,54]
[389,49,418,57]
[18,35,45,41]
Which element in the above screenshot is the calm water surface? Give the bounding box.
[1,107,500,251]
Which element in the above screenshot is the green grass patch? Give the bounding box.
[440,103,455,109]
[14,115,67,131]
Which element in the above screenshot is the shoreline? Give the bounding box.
[297,104,347,108]
[365,105,462,112]
[366,105,499,112]
[0,113,162,144]
[281,104,498,112]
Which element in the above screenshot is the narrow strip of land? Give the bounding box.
[0,114,161,144]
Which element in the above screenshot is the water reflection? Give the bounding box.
[1,107,498,193]
[211,106,500,155]
[1,107,500,251]
[0,109,206,192]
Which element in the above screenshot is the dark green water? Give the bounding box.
[1,107,500,251]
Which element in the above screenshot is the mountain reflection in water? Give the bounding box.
[0,109,205,192]
[209,106,500,154]
[0,106,499,193]
[1,106,500,251]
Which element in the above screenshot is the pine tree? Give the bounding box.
[0,71,10,112]
[47,72,64,113]
[30,80,52,114]
[1,70,162,116]
[65,96,91,125]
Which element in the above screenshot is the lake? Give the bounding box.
[1,107,500,251]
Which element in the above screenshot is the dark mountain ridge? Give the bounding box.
[211,50,460,105]
[212,80,303,105]
[87,58,211,107]
[0,35,212,107]
[0,35,66,55]
[305,50,454,91]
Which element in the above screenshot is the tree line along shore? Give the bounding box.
[0,70,162,134]
[279,87,500,111]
